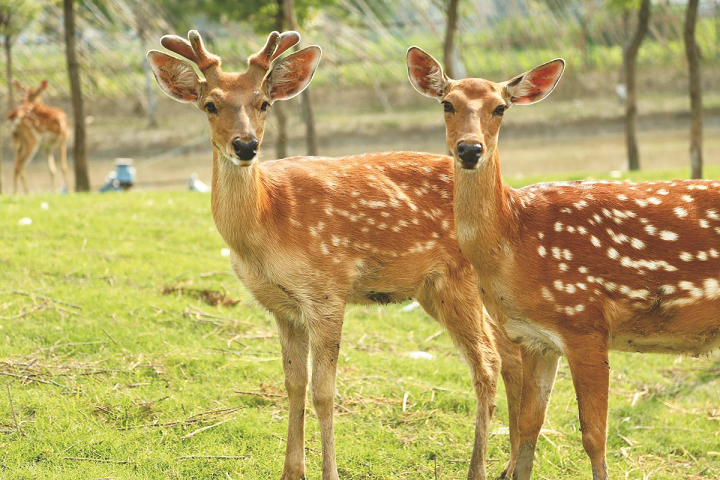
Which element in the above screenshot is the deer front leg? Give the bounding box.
[275,316,310,480]
[496,337,523,480]
[308,312,343,480]
[513,349,560,480]
[565,338,610,480]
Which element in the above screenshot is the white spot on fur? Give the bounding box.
[703,278,720,299]
[538,246,547,257]
[607,247,619,259]
[590,236,601,248]
[682,194,694,202]
[554,221,563,232]
[674,206,688,218]
[541,287,555,302]
[679,252,693,262]
[559,262,568,271]
[579,266,588,273]
[659,230,678,241]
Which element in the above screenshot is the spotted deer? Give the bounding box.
[148,30,523,480]
[6,80,70,193]
[407,47,720,480]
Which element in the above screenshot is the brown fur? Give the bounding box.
[149,32,523,480]
[7,80,70,193]
[408,48,720,480]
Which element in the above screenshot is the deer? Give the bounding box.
[147,30,524,480]
[407,47,720,480]
[6,79,70,194]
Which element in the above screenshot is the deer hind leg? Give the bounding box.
[565,337,610,480]
[418,285,500,480]
[513,348,560,480]
[307,306,344,480]
[275,315,310,480]
[47,151,57,193]
[59,138,69,191]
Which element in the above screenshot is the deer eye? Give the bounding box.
[442,101,454,113]
[204,102,217,114]
[260,101,270,112]
[494,104,507,116]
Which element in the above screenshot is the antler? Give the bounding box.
[247,31,301,81]
[160,30,221,77]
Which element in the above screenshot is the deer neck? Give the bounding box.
[454,148,519,273]
[210,150,273,257]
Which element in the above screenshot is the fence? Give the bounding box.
[3,0,719,111]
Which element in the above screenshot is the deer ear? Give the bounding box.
[39,79,48,91]
[146,50,202,103]
[505,59,565,106]
[263,46,322,103]
[407,47,449,100]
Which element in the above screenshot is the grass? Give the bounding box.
[0,176,718,479]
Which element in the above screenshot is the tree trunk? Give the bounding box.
[63,0,89,191]
[273,0,288,159]
[443,0,459,78]
[283,0,317,156]
[5,33,13,111]
[622,0,651,172]
[685,0,702,179]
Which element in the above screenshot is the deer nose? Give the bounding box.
[457,142,483,169]
[232,138,259,161]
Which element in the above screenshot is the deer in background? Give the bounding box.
[148,30,523,480]
[6,80,70,193]
[408,47,720,480]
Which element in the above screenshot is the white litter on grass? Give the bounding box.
[40,202,49,210]
[18,217,32,225]
[610,170,623,179]
[221,248,231,257]
[407,351,434,360]
[402,300,420,312]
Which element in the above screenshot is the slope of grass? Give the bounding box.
[0,183,718,479]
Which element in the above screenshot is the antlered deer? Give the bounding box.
[407,47,720,480]
[148,31,523,480]
[6,80,70,193]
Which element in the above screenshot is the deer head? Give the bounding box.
[147,30,321,165]
[13,79,48,104]
[407,47,564,170]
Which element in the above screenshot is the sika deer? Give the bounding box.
[6,80,70,193]
[407,47,720,480]
[148,31,523,480]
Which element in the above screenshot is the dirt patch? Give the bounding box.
[161,284,240,307]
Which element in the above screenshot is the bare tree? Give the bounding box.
[684,0,702,179]
[0,0,40,111]
[621,0,651,171]
[443,0,459,78]
[63,0,89,191]
[283,0,317,156]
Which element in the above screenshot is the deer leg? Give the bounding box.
[47,151,57,193]
[495,333,523,480]
[307,310,344,480]
[275,316,310,480]
[59,138,69,191]
[565,340,610,480]
[418,287,500,480]
[513,349,560,480]
[14,136,39,195]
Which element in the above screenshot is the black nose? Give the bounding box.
[457,142,483,169]
[232,138,259,161]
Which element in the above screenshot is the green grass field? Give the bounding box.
[1,169,718,479]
